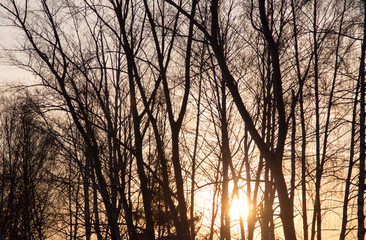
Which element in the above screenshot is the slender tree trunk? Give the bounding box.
[247,156,263,240]
[290,0,309,238]
[290,91,296,206]
[113,3,155,238]
[258,1,297,239]
[262,167,270,240]
[209,167,221,240]
[300,89,309,240]
[21,116,32,240]
[83,162,91,240]
[171,131,191,238]
[310,0,322,238]
[270,161,297,240]
[73,177,80,240]
[92,178,103,240]
[220,80,231,240]
[191,44,205,240]
[128,73,155,240]
[358,1,366,239]
[340,73,359,240]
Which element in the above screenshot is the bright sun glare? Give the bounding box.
[229,194,249,221]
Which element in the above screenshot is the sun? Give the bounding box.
[229,194,249,221]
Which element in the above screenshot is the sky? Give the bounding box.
[0,23,35,89]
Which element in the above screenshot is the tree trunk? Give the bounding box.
[358,1,366,239]
[220,79,231,240]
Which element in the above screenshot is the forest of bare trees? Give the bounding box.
[0,0,365,239]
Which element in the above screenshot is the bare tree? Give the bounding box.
[0,0,365,239]
[0,93,58,240]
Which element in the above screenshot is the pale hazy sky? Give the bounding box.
[0,24,35,89]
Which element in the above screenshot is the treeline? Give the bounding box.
[0,0,365,239]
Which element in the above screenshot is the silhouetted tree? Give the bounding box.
[0,93,58,240]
